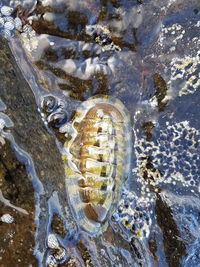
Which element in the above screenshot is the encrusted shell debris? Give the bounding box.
[61,95,132,235]
[112,189,152,239]
[0,213,14,223]
[86,24,121,52]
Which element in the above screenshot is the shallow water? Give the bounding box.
[0,0,199,266]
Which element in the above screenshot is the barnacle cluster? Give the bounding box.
[0,5,22,38]
[133,121,200,190]
[46,234,67,267]
[86,24,121,52]
[112,189,152,239]
[19,24,38,52]
[168,52,200,96]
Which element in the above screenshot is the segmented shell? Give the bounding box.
[62,96,132,235]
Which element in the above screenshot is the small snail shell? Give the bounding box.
[1,6,13,16]
[47,110,68,128]
[42,96,59,114]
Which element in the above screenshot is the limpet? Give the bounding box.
[61,95,132,235]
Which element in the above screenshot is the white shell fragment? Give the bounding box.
[47,234,60,249]
[0,213,14,223]
[1,6,13,16]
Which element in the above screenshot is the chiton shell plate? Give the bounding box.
[61,95,132,235]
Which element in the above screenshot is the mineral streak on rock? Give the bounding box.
[133,120,200,192]
[60,95,132,235]
[169,52,200,97]
[154,8,200,99]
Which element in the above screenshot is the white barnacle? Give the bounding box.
[4,20,15,31]
[1,6,14,16]
[46,255,58,267]
[14,17,22,31]
[0,118,5,131]
[2,28,12,38]
[47,234,60,249]
[0,213,14,223]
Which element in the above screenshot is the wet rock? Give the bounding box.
[0,139,37,266]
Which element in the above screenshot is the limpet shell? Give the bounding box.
[62,95,132,235]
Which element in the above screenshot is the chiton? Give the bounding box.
[61,95,132,235]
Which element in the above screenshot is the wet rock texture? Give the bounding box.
[0,35,74,265]
[0,139,37,266]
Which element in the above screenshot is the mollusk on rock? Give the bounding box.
[60,95,132,235]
